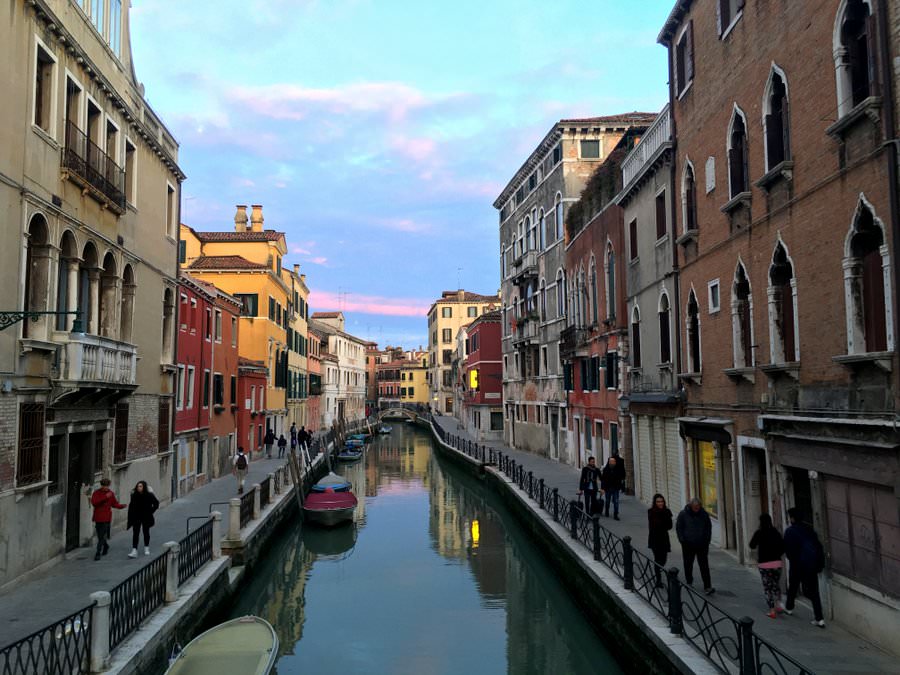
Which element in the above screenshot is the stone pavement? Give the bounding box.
[0,454,288,647]
[431,415,900,675]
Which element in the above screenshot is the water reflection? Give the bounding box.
[226,426,621,675]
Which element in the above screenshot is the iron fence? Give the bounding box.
[259,477,271,508]
[109,553,167,649]
[0,604,92,675]
[177,517,213,587]
[239,488,254,528]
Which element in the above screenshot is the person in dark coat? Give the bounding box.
[676,498,715,594]
[277,434,288,458]
[648,494,673,588]
[127,480,159,558]
[749,513,785,618]
[600,456,624,519]
[577,456,601,516]
[264,428,276,459]
[783,507,826,627]
[90,478,126,561]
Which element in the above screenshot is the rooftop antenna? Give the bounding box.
[457,267,463,290]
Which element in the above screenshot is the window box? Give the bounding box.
[755,160,794,191]
[760,362,800,381]
[676,229,699,246]
[678,372,702,385]
[723,367,755,384]
[832,351,893,374]
[826,96,882,140]
[721,191,751,215]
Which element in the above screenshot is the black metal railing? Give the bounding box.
[63,120,126,210]
[177,518,213,587]
[239,488,254,528]
[259,477,271,508]
[0,603,93,675]
[430,417,814,675]
[109,553,167,650]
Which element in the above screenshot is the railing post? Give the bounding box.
[739,616,756,675]
[552,488,559,521]
[210,511,222,559]
[89,591,111,673]
[538,478,545,509]
[593,517,601,562]
[623,536,634,590]
[489,448,495,464]
[667,567,683,635]
[270,471,278,495]
[569,500,580,539]
[527,471,533,498]
[163,541,179,603]
[228,497,241,539]
[252,484,261,519]
[497,451,503,472]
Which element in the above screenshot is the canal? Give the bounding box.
[226,424,622,674]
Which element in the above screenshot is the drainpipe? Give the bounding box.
[666,45,684,384]
[170,182,183,501]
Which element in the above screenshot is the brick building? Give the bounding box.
[207,283,242,478]
[460,311,504,441]
[659,0,899,647]
[237,358,267,457]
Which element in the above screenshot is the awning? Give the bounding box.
[678,416,733,444]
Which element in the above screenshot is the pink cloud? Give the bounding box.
[309,257,329,266]
[309,290,430,317]
[389,134,436,162]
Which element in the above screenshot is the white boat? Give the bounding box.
[378,425,392,434]
[165,616,278,675]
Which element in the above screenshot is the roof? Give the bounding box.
[658,0,691,44]
[238,357,267,373]
[187,255,269,270]
[470,309,502,327]
[192,230,285,243]
[311,311,342,319]
[431,290,500,306]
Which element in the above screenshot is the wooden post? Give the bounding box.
[287,447,305,512]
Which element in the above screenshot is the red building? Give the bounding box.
[461,311,503,440]
[206,284,242,477]
[237,358,267,457]
[561,130,643,471]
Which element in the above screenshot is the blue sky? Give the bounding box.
[131,0,672,349]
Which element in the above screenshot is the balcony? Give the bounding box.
[512,318,539,346]
[559,325,591,358]
[620,105,672,196]
[510,250,538,285]
[62,120,126,213]
[56,333,137,391]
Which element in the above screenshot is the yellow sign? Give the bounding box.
[469,369,479,390]
[471,519,480,548]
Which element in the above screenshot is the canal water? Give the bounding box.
[226,424,622,674]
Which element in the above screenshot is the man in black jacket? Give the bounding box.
[600,456,625,519]
[676,498,715,595]
[783,507,826,627]
[577,457,601,516]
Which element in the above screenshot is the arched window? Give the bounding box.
[23,214,51,339]
[524,216,533,251]
[556,270,565,319]
[605,244,616,320]
[658,293,672,364]
[120,264,135,343]
[555,194,564,241]
[100,252,118,338]
[843,198,892,354]
[732,262,754,367]
[835,0,876,117]
[56,231,79,331]
[686,290,701,372]
[525,282,535,315]
[539,278,546,321]
[162,287,175,362]
[80,242,99,335]
[590,258,599,325]
[631,306,642,368]
[763,68,790,171]
[728,107,749,198]
[768,242,798,363]
[538,208,546,250]
[682,161,697,234]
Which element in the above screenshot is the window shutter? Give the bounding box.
[741,135,750,192]
[866,13,880,96]
[765,113,783,169]
[686,20,694,82]
[728,148,739,196]
[781,95,791,160]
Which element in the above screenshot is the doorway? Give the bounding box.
[65,433,90,552]
[550,413,559,460]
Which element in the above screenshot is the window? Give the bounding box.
[609,423,619,456]
[659,293,672,364]
[467,306,477,317]
[16,403,45,486]
[202,370,210,407]
[231,317,237,346]
[732,265,753,367]
[835,0,876,116]
[204,308,212,340]
[442,307,452,318]
[580,360,589,392]
[162,289,174,361]
[34,42,55,133]
[23,215,50,339]
[683,162,698,233]
[629,220,638,260]
[686,290,702,372]
[231,375,237,404]
[235,293,258,317]
[555,194,564,241]
[125,138,136,203]
[214,310,222,342]
[166,184,176,239]
[708,279,721,313]
[605,245,616,320]
[114,403,128,464]
[186,366,195,409]
[189,298,197,333]
[675,21,694,95]
[442,349,452,365]
[213,373,224,406]
[718,0,744,36]
[105,119,119,163]
[605,352,619,389]
[552,143,562,164]
[109,0,122,55]
[764,70,790,170]
[176,365,185,409]
[631,307,642,368]
[556,270,566,319]
[268,296,275,321]
[539,279,547,320]
[158,400,170,453]
[655,191,667,240]
[442,328,452,343]
[91,0,105,33]
[539,209,546,250]
[728,109,749,198]
[590,260,599,325]
[843,199,891,354]
[408,387,414,397]
[580,140,600,158]
[178,240,187,265]
[769,242,798,362]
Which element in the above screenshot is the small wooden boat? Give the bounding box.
[337,448,363,462]
[302,490,357,526]
[378,425,392,434]
[311,471,352,493]
[165,616,277,675]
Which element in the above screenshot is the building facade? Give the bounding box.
[310,312,367,425]
[237,358,266,456]
[207,283,241,479]
[307,328,323,431]
[659,0,899,648]
[460,311,504,441]
[283,264,309,430]
[0,0,184,584]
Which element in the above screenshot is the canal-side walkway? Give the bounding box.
[0,455,286,647]
[430,414,900,675]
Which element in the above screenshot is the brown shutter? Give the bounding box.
[114,403,129,464]
[862,249,887,352]
[686,20,694,81]
[158,399,170,454]
[728,148,740,196]
[765,113,784,168]
[781,95,791,160]
[866,13,880,96]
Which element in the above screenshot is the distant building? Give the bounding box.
[237,358,267,456]
[310,312,367,425]
[307,328,324,431]
[460,311,504,441]
[283,264,310,430]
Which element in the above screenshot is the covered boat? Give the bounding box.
[303,490,357,526]
[311,471,352,493]
[345,438,366,448]
[337,448,363,462]
[165,616,277,675]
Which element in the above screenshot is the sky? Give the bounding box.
[130,0,672,349]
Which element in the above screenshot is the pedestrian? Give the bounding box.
[749,513,785,618]
[277,434,287,459]
[233,446,249,494]
[127,481,159,558]
[577,456,602,516]
[676,498,715,595]
[783,507,826,627]
[263,428,276,459]
[90,478,126,561]
[600,456,624,519]
[647,493,673,588]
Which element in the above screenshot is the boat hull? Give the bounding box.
[303,491,358,527]
[303,505,355,526]
[165,616,277,675]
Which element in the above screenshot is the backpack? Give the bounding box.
[235,454,248,470]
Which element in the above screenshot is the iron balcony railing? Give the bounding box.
[63,120,126,211]
[0,603,93,675]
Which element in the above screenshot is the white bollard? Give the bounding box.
[252,484,261,519]
[89,591,111,673]
[210,511,222,559]
[268,472,276,498]
[163,541,180,603]
[228,498,241,540]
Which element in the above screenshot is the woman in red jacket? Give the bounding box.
[90,478,126,561]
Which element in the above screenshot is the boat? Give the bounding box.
[378,425,392,434]
[345,438,366,448]
[165,616,277,675]
[302,490,357,526]
[337,448,363,462]
[405,418,415,424]
[348,433,371,442]
[311,471,352,493]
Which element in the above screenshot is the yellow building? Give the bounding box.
[180,205,290,433]
[400,354,429,405]
[282,264,310,429]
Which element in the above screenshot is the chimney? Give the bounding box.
[250,204,264,232]
[293,264,300,275]
[457,289,465,301]
[234,205,248,232]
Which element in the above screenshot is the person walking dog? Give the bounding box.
[577,456,602,516]
[647,493,673,588]
[127,481,159,558]
[90,478,126,561]
[676,498,715,595]
[749,513,785,618]
[783,507,826,627]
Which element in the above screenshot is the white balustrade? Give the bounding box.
[58,333,138,386]
[621,105,672,189]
